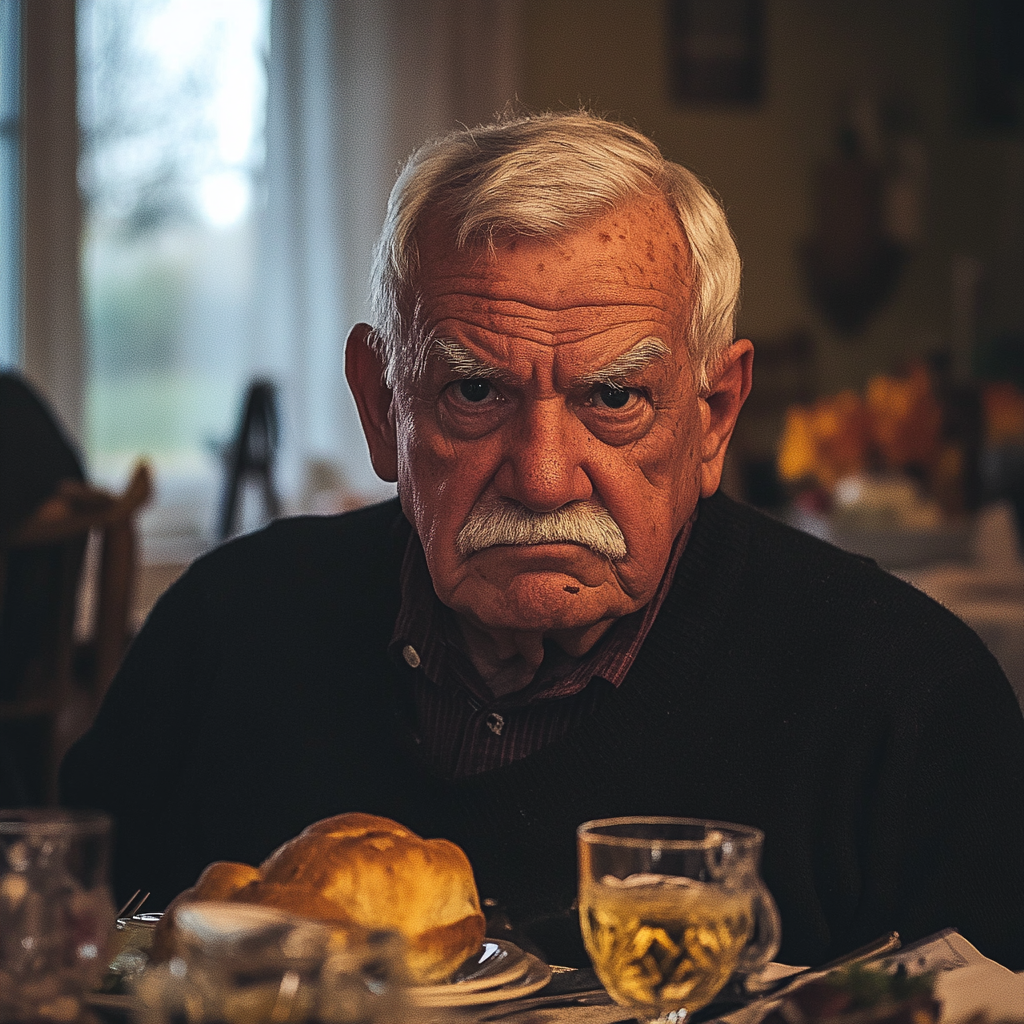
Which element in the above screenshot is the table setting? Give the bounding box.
[3,809,1022,1024]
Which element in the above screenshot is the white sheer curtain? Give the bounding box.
[253,0,521,508]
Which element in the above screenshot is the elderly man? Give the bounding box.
[61,112,1024,970]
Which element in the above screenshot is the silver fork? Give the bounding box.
[116,890,150,920]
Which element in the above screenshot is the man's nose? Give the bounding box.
[493,399,593,512]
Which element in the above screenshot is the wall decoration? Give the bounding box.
[801,94,926,337]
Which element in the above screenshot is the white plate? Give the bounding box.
[87,954,554,1014]
[411,951,552,1007]
[89,940,552,1012]
[413,939,530,996]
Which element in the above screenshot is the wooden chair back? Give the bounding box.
[0,461,152,803]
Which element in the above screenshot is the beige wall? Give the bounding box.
[518,0,1024,398]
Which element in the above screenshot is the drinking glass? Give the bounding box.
[132,903,410,1024]
[578,816,781,1023]
[0,809,116,1024]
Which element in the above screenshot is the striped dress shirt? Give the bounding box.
[389,516,692,778]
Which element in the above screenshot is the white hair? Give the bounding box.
[369,110,741,395]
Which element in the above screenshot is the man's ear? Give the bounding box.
[345,323,399,483]
[699,338,754,498]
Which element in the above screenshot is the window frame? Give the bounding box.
[0,0,21,368]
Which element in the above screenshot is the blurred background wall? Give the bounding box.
[3,0,1022,558]
[519,0,1022,396]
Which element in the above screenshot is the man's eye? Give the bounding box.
[456,379,494,403]
[594,385,635,410]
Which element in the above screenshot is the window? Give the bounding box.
[14,0,517,561]
[77,0,270,551]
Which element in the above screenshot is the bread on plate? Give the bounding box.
[153,812,487,984]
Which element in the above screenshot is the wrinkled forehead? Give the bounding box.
[404,195,695,346]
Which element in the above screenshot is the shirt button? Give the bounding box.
[486,712,504,736]
[402,644,421,668]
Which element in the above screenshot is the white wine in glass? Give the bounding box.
[578,817,780,1023]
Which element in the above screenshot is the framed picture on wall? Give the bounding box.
[667,0,763,105]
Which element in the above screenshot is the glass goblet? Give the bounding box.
[578,816,781,1024]
[0,809,116,1024]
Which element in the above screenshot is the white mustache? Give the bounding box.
[455,497,628,562]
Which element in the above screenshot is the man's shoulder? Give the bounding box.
[691,491,1002,680]
[208,496,403,558]
[173,497,407,609]
[700,489,875,562]
[701,490,933,596]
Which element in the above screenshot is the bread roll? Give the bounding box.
[151,861,262,961]
[152,813,486,984]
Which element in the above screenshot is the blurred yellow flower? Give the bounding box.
[864,363,942,470]
[777,361,947,492]
[777,390,868,490]
[777,364,1024,515]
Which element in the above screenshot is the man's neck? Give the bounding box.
[454,615,616,697]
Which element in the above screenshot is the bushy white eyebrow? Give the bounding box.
[426,338,517,383]
[417,335,669,388]
[572,337,671,387]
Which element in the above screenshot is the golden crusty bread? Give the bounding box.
[151,861,263,961]
[152,813,486,984]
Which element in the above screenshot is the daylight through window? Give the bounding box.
[77,0,269,545]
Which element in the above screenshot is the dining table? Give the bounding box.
[425,930,1024,1023]
[88,927,1024,1024]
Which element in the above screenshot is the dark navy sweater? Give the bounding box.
[60,492,1024,969]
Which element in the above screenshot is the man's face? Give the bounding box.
[350,194,748,643]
